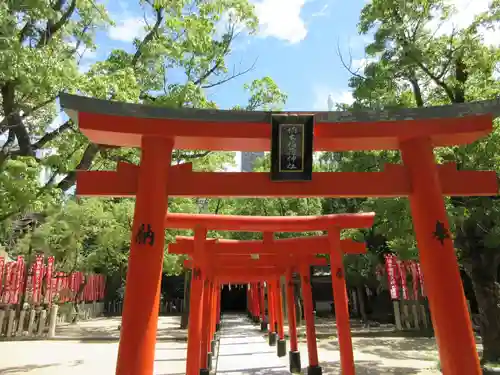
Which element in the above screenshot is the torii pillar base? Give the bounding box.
[289,351,301,373]
[307,365,323,375]
[268,332,277,346]
[277,339,287,357]
[260,321,268,332]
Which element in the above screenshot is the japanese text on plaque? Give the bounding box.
[279,124,303,171]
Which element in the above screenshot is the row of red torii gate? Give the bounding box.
[170,215,373,375]
[59,92,500,375]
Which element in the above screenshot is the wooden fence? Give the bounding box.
[0,302,105,339]
[106,298,184,316]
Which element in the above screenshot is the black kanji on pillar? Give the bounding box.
[135,224,155,246]
[433,220,451,245]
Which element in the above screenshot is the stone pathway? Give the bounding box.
[215,314,290,374]
[0,314,450,374]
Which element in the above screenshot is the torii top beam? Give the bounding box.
[169,236,366,255]
[59,93,500,152]
[183,255,329,269]
[164,212,375,232]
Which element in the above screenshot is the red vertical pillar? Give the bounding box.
[247,287,251,317]
[275,276,287,358]
[259,282,267,331]
[251,283,257,320]
[329,227,355,375]
[209,279,217,365]
[200,277,212,375]
[400,138,481,375]
[216,284,221,331]
[185,227,207,375]
[211,280,218,338]
[254,283,260,321]
[115,137,173,375]
[286,268,301,373]
[268,280,277,346]
[300,265,321,375]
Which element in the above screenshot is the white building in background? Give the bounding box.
[327,94,334,111]
[36,148,57,185]
[241,152,264,172]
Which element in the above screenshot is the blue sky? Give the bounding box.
[70,0,495,171]
[78,0,497,113]
[80,0,375,112]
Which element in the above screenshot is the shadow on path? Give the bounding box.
[316,360,430,375]
[0,360,84,374]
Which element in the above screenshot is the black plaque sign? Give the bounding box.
[270,114,314,181]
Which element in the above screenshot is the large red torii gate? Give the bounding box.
[60,92,500,375]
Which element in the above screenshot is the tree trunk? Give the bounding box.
[468,253,500,363]
[356,285,368,323]
[71,277,88,324]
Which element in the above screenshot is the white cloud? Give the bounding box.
[494,62,500,80]
[108,17,146,42]
[253,0,308,44]
[312,4,329,18]
[312,84,354,110]
[351,56,378,71]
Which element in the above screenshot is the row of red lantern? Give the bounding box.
[0,255,106,305]
[382,254,425,300]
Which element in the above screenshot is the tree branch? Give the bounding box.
[193,25,236,86]
[38,0,77,48]
[201,59,257,89]
[408,73,424,107]
[132,7,164,68]
[57,143,102,191]
[336,41,366,80]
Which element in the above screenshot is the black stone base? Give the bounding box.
[268,332,277,346]
[210,340,216,354]
[200,369,209,375]
[289,351,301,373]
[216,323,221,332]
[260,321,268,332]
[307,365,323,375]
[277,339,287,357]
[254,316,260,323]
[207,352,213,371]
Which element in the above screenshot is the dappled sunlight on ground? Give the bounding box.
[0,315,467,374]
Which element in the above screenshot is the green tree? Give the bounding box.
[337,0,500,362]
[0,0,258,223]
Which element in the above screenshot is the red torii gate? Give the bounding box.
[60,92,499,375]
[173,235,368,374]
[167,213,374,375]
[183,257,326,371]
